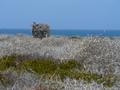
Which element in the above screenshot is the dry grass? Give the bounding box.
[0,34,120,90]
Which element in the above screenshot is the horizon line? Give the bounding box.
[0,28,120,31]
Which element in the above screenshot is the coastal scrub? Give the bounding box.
[0,55,16,71]
[0,55,117,87]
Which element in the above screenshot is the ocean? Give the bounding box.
[0,29,120,36]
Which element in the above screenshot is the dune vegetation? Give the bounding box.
[0,34,120,90]
[0,55,116,87]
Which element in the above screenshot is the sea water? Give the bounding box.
[0,29,120,36]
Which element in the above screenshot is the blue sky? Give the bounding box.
[0,0,120,29]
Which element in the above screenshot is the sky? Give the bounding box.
[0,0,120,29]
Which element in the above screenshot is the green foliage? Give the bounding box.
[0,55,16,71]
[21,58,57,75]
[59,60,82,70]
[0,55,117,87]
[103,74,116,87]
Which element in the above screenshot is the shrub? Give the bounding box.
[59,60,82,70]
[0,55,117,87]
[21,58,57,75]
[0,55,16,71]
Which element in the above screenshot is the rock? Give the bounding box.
[32,22,50,39]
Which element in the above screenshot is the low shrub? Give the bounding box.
[0,55,16,71]
[0,55,117,87]
[21,58,57,75]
